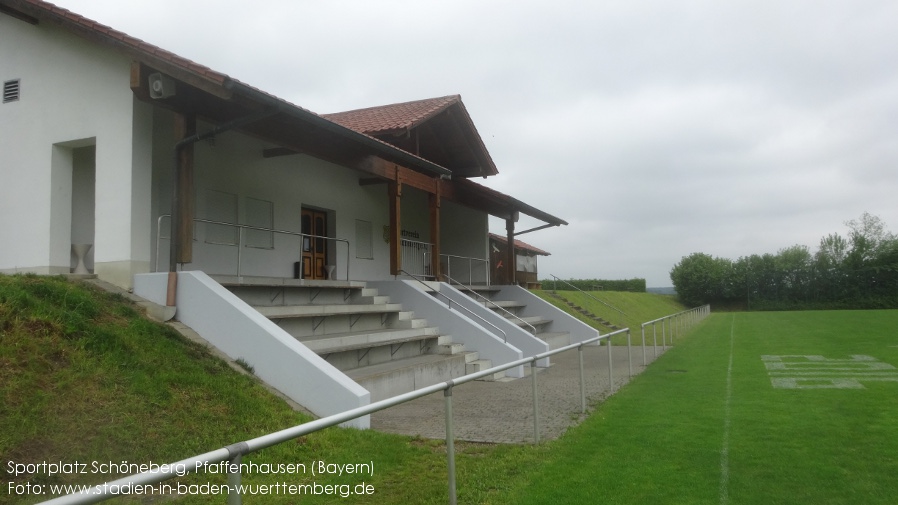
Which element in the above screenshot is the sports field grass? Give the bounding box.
[496,310,898,504]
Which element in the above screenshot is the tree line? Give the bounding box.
[670,212,898,310]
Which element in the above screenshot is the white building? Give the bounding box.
[1,0,596,427]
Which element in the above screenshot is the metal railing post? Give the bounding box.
[641,324,647,366]
[662,316,667,350]
[607,336,614,394]
[653,322,658,358]
[227,451,244,505]
[532,360,540,443]
[627,329,633,378]
[578,344,586,414]
[444,386,457,505]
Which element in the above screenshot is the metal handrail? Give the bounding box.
[440,253,490,286]
[399,269,508,343]
[400,239,434,279]
[549,274,626,324]
[154,215,350,280]
[441,273,537,334]
[638,304,710,365]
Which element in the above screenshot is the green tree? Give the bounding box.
[670,252,731,306]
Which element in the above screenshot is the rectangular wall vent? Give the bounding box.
[3,79,20,103]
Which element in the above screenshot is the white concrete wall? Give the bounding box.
[370,280,525,378]
[133,271,371,428]
[496,285,600,344]
[0,14,490,286]
[436,283,550,367]
[0,15,152,286]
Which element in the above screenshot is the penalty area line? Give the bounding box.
[719,314,736,505]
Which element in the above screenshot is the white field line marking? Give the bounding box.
[719,315,736,505]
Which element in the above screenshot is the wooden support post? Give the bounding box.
[429,179,441,280]
[506,218,516,286]
[389,178,402,275]
[173,113,196,264]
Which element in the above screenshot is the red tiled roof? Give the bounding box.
[323,96,461,135]
[14,0,229,87]
[489,233,551,256]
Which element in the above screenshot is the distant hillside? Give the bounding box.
[647,287,677,295]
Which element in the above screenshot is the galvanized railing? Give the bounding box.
[639,304,710,365]
[441,273,537,334]
[41,306,709,505]
[154,215,350,280]
[400,239,433,279]
[441,254,490,286]
[399,269,508,343]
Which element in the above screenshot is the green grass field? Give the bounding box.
[495,310,898,504]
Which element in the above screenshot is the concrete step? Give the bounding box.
[465,358,506,381]
[344,353,472,402]
[483,300,526,310]
[432,341,466,355]
[301,326,440,354]
[537,331,571,350]
[508,315,552,328]
[254,303,403,318]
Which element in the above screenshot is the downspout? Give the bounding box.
[166,108,280,307]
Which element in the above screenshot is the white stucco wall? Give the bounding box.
[0,12,490,286]
[0,15,152,286]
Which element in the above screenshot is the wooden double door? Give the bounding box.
[301,208,328,279]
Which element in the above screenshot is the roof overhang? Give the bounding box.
[443,178,568,228]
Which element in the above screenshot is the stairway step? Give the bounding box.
[483,300,526,309]
[433,342,466,355]
[255,303,402,318]
[508,315,552,327]
[345,353,471,402]
[465,359,506,381]
[537,331,571,350]
[302,327,439,354]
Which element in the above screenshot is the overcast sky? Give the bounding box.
[53,0,898,287]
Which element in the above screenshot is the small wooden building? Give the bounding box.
[489,233,550,288]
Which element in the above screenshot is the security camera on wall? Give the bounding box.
[148,72,176,99]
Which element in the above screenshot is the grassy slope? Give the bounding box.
[533,289,687,339]
[0,276,696,504]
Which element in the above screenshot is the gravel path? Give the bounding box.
[371,344,670,443]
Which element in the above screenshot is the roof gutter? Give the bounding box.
[223,79,453,178]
